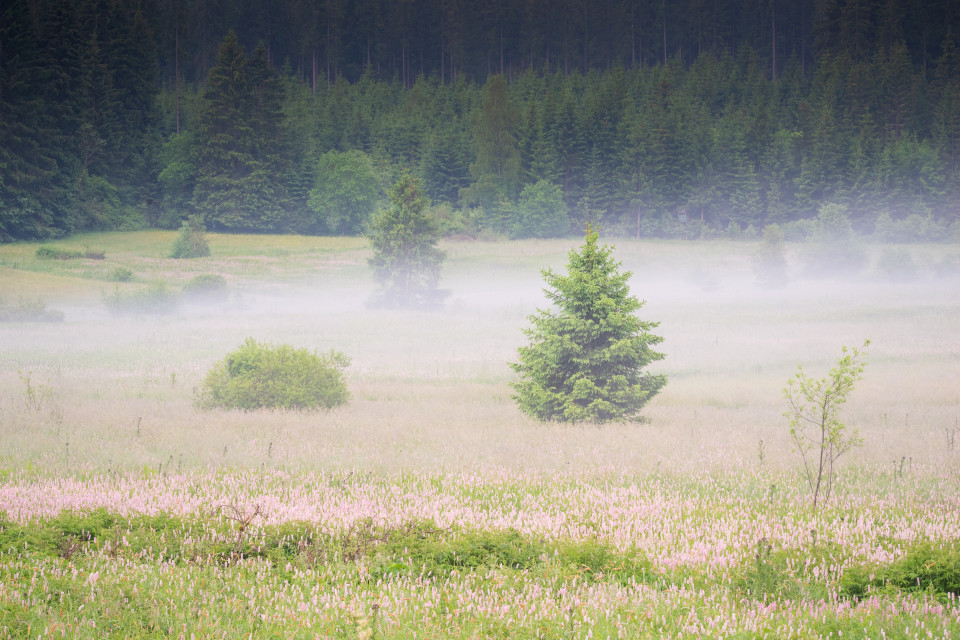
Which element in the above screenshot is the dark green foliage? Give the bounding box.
[460,75,521,219]
[2,1,960,241]
[156,132,197,227]
[197,338,350,411]
[0,296,64,322]
[841,543,960,600]
[510,179,569,239]
[511,227,667,423]
[192,34,288,232]
[0,0,158,240]
[307,150,382,234]
[367,173,447,309]
[103,283,179,316]
[169,215,211,259]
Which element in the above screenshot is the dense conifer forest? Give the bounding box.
[2,0,959,241]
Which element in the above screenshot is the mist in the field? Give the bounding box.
[1,235,958,475]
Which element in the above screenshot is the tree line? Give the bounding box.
[2,0,959,241]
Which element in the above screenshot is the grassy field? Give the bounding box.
[1,232,959,638]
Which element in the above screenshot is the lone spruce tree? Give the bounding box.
[367,172,446,309]
[511,227,667,422]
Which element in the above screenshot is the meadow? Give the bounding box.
[1,231,959,638]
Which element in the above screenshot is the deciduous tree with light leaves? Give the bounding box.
[784,339,870,510]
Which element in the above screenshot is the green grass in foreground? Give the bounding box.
[1,508,959,639]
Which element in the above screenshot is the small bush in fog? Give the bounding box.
[183,274,228,302]
[169,215,210,259]
[801,203,866,276]
[511,226,666,423]
[0,296,64,322]
[103,283,179,315]
[110,266,134,282]
[875,248,917,281]
[781,218,818,242]
[751,224,788,289]
[875,211,943,243]
[197,338,350,411]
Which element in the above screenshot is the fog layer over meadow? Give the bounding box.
[2,239,958,476]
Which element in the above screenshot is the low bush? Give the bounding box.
[110,266,135,282]
[103,283,179,316]
[182,274,228,302]
[0,296,65,322]
[169,215,210,259]
[841,542,960,599]
[875,247,917,281]
[196,338,351,410]
[35,246,105,260]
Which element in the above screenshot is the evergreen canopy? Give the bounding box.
[511,227,666,423]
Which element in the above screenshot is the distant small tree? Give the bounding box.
[367,172,447,308]
[784,340,870,510]
[169,215,210,258]
[752,224,788,288]
[510,226,667,423]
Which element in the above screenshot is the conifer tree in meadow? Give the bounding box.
[367,172,447,309]
[511,226,667,423]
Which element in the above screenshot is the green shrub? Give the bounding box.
[103,283,179,316]
[801,203,867,276]
[182,274,228,302]
[169,215,210,259]
[110,266,135,282]
[782,218,818,241]
[0,296,65,322]
[841,543,960,599]
[197,338,351,410]
[35,246,105,260]
[875,248,917,281]
[752,224,789,289]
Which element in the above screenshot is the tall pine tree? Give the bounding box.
[193,32,287,231]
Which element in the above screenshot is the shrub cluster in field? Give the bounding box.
[102,274,229,314]
[35,245,105,260]
[169,215,210,259]
[103,283,180,316]
[197,338,350,410]
[182,273,228,301]
[0,296,64,322]
[3,508,959,601]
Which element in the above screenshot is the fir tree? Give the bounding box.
[511,226,667,423]
[192,32,286,232]
[367,172,447,309]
